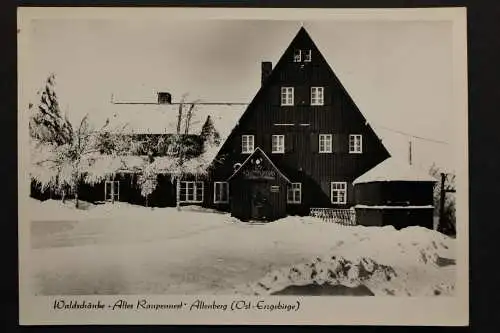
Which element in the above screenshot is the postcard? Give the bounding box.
[18,6,468,325]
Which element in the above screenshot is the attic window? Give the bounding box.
[304,50,312,62]
[293,49,301,62]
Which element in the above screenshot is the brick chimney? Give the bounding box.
[261,62,272,86]
[157,92,172,104]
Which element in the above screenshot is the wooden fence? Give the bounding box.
[309,208,357,226]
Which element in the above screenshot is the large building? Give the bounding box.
[206,27,391,220]
[32,27,436,228]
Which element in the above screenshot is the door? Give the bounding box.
[105,180,120,202]
[250,181,271,220]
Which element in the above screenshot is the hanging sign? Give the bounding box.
[241,157,277,180]
[243,169,276,180]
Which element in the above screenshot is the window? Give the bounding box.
[214,182,229,203]
[272,135,285,153]
[294,49,301,62]
[331,182,347,204]
[281,87,294,106]
[179,181,204,203]
[166,144,179,156]
[241,135,254,154]
[287,183,302,204]
[311,87,324,105]
[349,134,363,153]
[104,180,120,202]
[319,134,332,153]
[304,50,312,62]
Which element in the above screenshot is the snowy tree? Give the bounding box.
[31,114,112,208]
[137,161,159,207]
[29,73,73,146]
[429,163,456,235]
[200,115,221,146]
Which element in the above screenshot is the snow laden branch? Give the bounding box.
[30,113,115,207]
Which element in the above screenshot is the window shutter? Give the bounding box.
[333,134,346,153]
[296,86,307,106]
[310,132,318,153]
[340,134,349,153]
[285,133,293,153]
[323,86,331,106]
[272,86,280,106]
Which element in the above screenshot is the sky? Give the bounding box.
[23,18,456,172]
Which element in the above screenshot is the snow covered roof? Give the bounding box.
[353,157,437,184]
[90,102,247,139]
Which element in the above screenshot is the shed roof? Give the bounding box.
[353,157,437,184]
[91,102,247,139]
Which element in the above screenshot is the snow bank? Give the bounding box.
[29,199,455,296]
[236,221,455,297]
[29,198,233,224]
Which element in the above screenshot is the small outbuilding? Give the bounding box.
[353,158,437,230]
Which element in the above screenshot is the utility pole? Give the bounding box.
[438,172,446,233]
[438,172,457,235]
[408,138,413,165]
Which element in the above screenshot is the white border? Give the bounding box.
[18,7,468,326]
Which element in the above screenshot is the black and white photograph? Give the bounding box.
[18,7,468,325]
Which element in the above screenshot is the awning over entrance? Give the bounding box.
[226,147,291,183]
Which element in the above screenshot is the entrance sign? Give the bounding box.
[243,169,276,180]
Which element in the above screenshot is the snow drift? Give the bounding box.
[236,225,455,297]
[28,199,456,296]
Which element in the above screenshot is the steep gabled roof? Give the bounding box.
[212,26,390,166]
[353,157,437,184]
[227,147,291,183]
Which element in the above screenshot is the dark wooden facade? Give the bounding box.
[208,27,390,219]
[355,181,435,207]
[355,208,434,230]
[354,180,436,229]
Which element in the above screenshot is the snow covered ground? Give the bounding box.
[27,198,455,296]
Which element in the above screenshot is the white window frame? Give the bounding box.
[319,134,333,153]
[311,87,324,106]
[293,49,301,62]
[331,182,347,204]
[304,49,312,62]
[287,183,302,204]
[104,180,120,202]
[271,135,285,154]
[214,182,229,204]
[281,87,294,106]
[241,135,254,154]
[178,181,204,203]
[349,134,363,154]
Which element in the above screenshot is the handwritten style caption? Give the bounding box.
[52,298,301,312]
